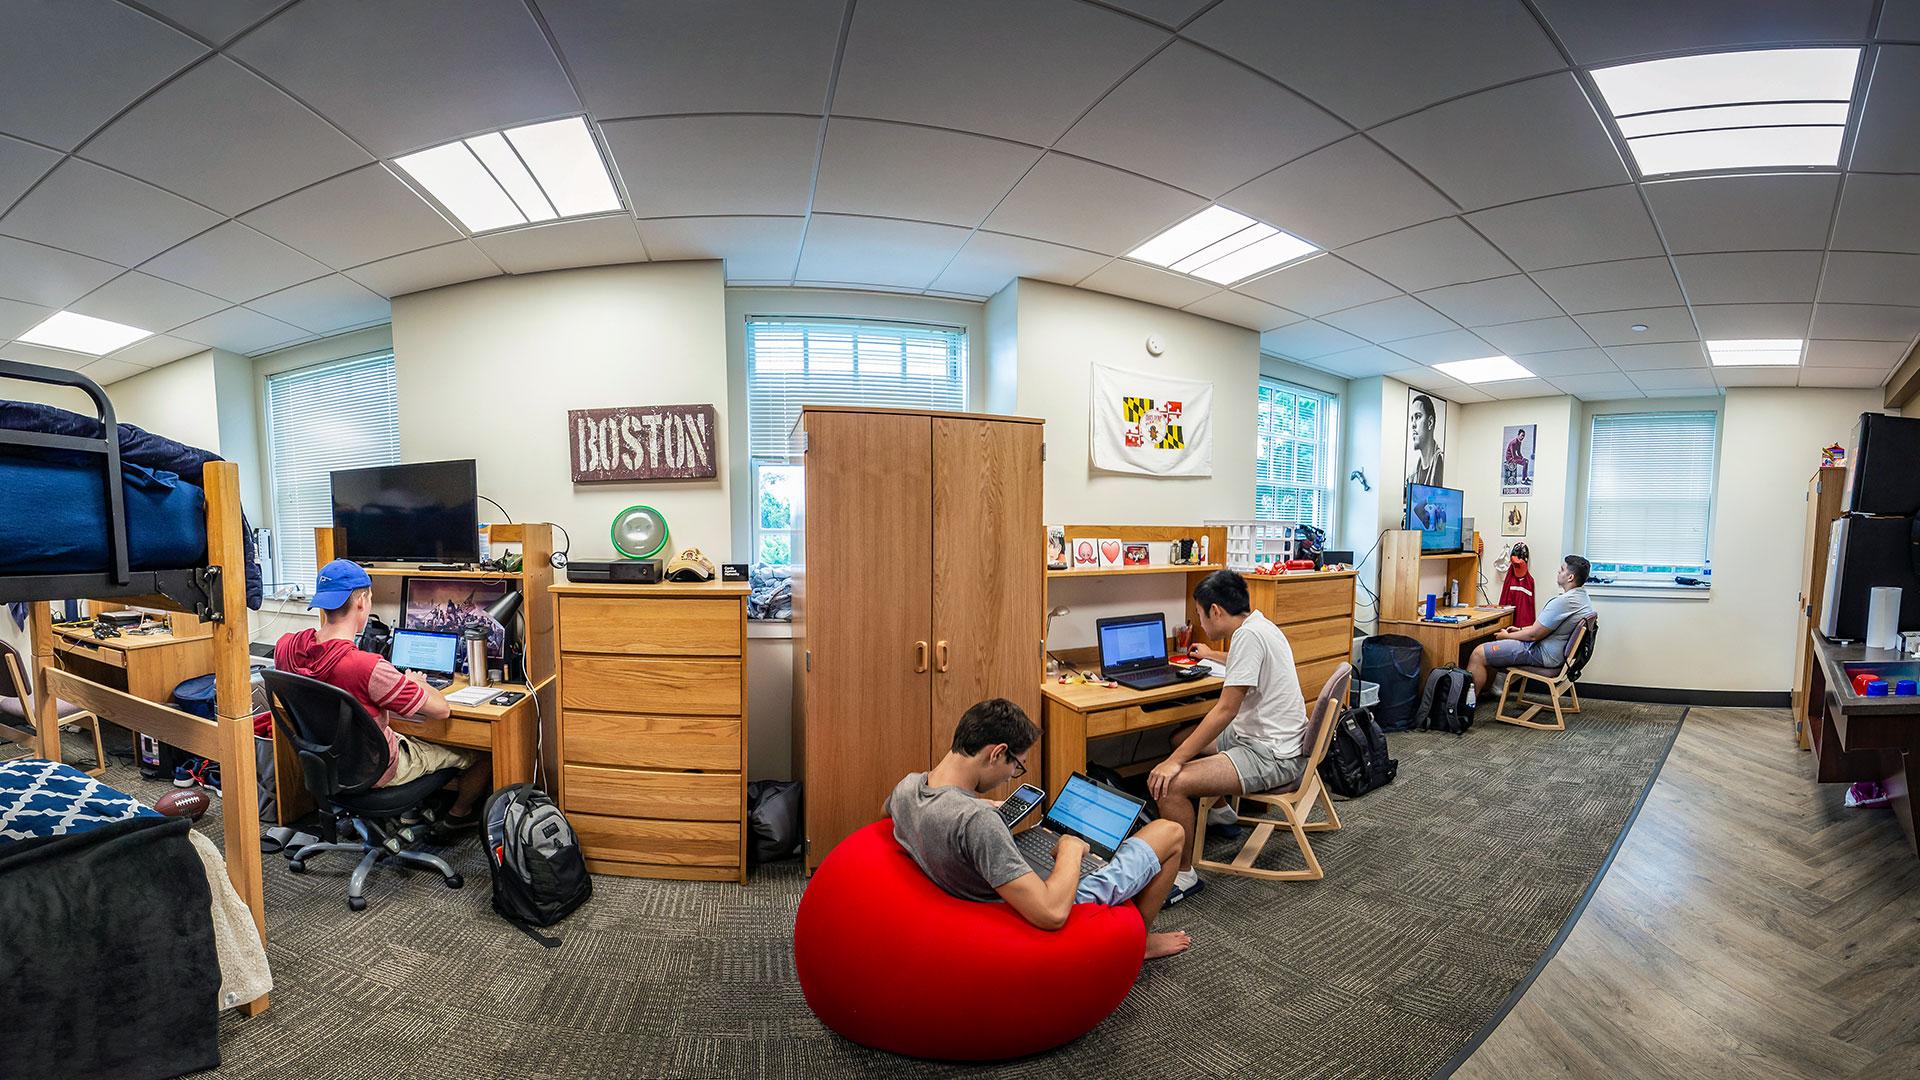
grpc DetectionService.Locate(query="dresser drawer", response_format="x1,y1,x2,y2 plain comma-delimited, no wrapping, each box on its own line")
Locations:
570,814,739,868
560,655,741,715
557,596,741,657
563,712,741,771
1296,655,1349,706
1271,576,1356,624
1087,692,1217,737
388,713,493,750
562,764,740,821
1286,614,1354,664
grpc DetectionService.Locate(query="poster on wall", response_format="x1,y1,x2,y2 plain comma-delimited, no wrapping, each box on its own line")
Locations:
1089,363,1214,477
1405,389,1447,486
1502,424,1536,495
1502,501,1527,536
568,403,718,482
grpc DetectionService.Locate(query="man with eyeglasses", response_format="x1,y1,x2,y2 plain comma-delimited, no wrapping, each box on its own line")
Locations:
886,698,1192,960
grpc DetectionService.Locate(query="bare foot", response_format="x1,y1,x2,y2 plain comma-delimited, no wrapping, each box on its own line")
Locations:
1144,930,1192,959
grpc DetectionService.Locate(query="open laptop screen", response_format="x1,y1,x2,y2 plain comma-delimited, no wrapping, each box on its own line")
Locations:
1097,614,1167,675
389,628,458,675
1044,773,1145,858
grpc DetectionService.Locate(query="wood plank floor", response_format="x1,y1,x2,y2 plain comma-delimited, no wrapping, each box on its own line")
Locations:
1455,706,1920,1080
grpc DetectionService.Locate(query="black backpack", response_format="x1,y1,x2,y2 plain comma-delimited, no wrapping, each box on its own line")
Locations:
484,784,591,944
1319,705,1398,797
1417,666,1473,734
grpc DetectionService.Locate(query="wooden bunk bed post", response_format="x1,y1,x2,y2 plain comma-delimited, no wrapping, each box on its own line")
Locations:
28,602,58,762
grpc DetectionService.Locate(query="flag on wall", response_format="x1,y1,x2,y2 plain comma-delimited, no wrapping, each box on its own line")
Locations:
1090,363,1214,477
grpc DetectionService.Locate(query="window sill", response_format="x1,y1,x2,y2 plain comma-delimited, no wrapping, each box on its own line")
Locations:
1589,582,1711,601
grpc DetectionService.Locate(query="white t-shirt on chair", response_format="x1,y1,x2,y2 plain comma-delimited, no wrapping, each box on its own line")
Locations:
1222,610,1310,758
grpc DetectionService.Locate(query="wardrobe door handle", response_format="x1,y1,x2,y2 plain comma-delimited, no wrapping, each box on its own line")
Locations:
936,640,950,673
914,640,929,673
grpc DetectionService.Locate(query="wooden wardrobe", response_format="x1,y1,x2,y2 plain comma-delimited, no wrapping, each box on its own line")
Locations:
791,406,1044,869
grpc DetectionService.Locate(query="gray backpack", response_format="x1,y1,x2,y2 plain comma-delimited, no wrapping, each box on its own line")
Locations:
1417,666,1473,735
484,784,591,943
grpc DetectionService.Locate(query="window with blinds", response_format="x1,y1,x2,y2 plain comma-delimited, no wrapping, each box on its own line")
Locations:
1584,410,1718,581
264,353,401,592
1255,378,1337,531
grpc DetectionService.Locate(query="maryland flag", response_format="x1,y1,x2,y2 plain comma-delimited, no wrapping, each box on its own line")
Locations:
1091,364,1213,477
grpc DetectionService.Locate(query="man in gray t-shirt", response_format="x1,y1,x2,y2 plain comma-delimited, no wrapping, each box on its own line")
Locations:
1469,554,1596,699
886,698,1192,961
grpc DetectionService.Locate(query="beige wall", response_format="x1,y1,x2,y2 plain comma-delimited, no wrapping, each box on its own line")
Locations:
108,351,221,451
1452,395,1579,605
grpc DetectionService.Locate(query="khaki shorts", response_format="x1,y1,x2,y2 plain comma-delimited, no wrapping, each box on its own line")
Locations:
385,733,477,787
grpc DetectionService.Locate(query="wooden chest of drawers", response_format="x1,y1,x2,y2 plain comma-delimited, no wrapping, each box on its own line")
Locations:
552,580,749,883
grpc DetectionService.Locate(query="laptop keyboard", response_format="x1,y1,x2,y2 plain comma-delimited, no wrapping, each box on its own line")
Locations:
1015,827,1106,877
424,675,453,689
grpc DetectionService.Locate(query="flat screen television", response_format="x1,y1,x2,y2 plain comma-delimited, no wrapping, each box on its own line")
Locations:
331,459,479,564
1406,482,1464,553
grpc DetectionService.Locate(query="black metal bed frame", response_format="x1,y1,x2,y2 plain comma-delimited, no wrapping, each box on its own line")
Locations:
0,359,224,620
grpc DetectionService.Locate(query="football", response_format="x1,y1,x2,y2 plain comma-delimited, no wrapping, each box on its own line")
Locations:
154,787,211,821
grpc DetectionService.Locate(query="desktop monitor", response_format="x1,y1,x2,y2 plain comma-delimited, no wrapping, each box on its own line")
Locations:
331,459,479,564
1406,482,1465,553
1096,613,1168,677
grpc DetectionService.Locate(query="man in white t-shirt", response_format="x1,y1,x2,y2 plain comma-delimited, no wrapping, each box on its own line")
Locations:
1147,570,1310,904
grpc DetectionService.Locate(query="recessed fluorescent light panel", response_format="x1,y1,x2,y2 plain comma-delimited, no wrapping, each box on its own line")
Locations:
1707,338,1803,366
394,117,622,234
1128,206,1319,285
1433,355,1533,384
18,311,152,355
1590,48,1860,176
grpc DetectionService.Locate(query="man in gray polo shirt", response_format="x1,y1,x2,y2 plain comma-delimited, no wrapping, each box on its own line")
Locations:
1468,554,1595,708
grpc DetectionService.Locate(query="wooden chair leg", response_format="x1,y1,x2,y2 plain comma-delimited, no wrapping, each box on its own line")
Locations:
1305,784,1341,832
1566,681,1582,714
1496,671,1560,730
81,712,106,778
1196,795,1327,881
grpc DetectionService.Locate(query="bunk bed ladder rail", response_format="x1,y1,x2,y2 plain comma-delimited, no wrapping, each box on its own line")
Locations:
0,360,132,586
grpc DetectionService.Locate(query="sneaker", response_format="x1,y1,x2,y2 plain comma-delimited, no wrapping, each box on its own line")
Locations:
1165,876,1206,906
1206,802,1239,826
172,757,201,787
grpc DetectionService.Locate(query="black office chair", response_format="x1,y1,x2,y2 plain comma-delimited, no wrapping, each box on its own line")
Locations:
262,670,464,911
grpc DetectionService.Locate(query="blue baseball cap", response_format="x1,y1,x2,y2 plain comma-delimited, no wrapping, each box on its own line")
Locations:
309,559,372,611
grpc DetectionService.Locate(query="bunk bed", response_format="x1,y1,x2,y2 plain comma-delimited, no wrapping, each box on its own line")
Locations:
0,359,271,1070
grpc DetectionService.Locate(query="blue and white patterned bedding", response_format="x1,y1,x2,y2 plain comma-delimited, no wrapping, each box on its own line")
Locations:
0,758,157,842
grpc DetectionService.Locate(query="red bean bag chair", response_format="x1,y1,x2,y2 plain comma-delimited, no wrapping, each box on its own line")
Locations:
794,819,1144,1061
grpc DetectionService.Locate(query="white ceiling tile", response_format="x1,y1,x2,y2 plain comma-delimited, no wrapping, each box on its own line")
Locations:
1474,316,1596,356
1093,0,1214,26
1800,366,1893,388
75,357,148,385
1466,185,1663,271
82,57,369,216
1672,251,1825,305
1576,306,1698,346
140,221,330,303
790,279,927,296
173,306,308,354
1234,254,1400,316
1883,0,1920,38
1481,377,1563,400
1529,258,1683,314
541,0,843,117
0,296,51,340
1260,320,1369,359
1690,303,1813,339
247,274,390,334
1510,347,1616,377
928,231,1110,297
1831,173,1920,255
794,214,971,290
636,216,808,282
136,0,285,45
241,164,461,269
982,153,1205,256
343,241,500,298
68,271,225,332
1630,368,1717,392
1713,366,1801,388
1851,45,1920,172
0,134,60,211
1811,303,1920,341
1339,218,1517,293
1640,387,1723,399
1300,344,1418,378
1387,328,1501,365
1396,366,1493,403
1549,371,1643,399
0,235,123,308
603,116,820,219
814,120,1041,228
1187,0,1565,129
1219,136,1454,251
1183,289,1302,332
473,216,647,275
1805,339,1907,369
108,334,207,368
1056,41,1347,196
1606,341,1709,370
229,0,578,157
0,1,205,150
832,0,1167,145
0,159,221,266
1641,173,1840,255
1371,74,1628,211
1532,0,1875,64
1079,260,1219,310
1319,295,1458,341
1415,275,1562,327
1818,251,1920,306
0,343,95,371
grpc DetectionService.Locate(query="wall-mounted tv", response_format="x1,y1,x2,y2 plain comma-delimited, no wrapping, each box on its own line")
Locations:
1406,482,1464,554
331,459,479,564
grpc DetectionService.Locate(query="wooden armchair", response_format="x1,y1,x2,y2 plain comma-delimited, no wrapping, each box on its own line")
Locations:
0,640,107,777
1494,614,1597,732
1195,662,1351,882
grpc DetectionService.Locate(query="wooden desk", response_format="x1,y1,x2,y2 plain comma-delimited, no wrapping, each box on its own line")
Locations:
1808,633,1920,857
1041,675,1223,796
50,622,213,702
1379,606,1515,673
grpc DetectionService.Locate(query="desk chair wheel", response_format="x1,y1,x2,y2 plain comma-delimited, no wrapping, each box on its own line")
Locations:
348,896,367,912
445,873,464,889
287,859,307,874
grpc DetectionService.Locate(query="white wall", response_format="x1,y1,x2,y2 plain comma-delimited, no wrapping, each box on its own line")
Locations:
1451,395,1578,605
108,351,221,451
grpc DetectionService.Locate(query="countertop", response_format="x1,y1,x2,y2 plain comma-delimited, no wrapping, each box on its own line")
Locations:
1811,631,1920,714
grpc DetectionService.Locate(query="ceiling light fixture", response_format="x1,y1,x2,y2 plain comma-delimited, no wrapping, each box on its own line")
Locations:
1432,355,1534,384
1707,338,1803,366
1128,206,1319,285
1589,47,1861,176
17,311,152,355
395,116,621,234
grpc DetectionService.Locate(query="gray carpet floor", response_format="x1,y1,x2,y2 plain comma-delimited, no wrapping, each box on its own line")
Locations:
24,698,1682,1079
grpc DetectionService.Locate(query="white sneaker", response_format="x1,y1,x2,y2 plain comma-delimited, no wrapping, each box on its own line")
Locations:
1207,802,1238,826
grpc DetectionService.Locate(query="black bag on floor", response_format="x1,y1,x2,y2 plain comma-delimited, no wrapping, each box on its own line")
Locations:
1417,666,1473,734
1319,705,1398,797
747,780,802,863
484,784,591,941
1360,634,1425,731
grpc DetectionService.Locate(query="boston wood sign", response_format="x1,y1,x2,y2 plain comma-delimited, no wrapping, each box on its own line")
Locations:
569,404,718,482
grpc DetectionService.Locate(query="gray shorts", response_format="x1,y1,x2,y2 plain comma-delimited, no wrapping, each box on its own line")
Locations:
1216,727,1307,795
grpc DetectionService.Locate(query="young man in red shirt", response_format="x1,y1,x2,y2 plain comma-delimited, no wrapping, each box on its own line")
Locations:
274,560,490,832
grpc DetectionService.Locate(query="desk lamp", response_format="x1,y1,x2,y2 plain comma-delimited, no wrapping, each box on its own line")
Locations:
1044,606,1070,675
480,590,525,683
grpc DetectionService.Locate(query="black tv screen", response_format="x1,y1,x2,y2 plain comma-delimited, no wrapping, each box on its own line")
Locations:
331,460,479,564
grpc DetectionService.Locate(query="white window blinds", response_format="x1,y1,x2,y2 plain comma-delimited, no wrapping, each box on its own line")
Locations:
1255,378,1337,531
1585,411,1718,570
745,318,967,458
265,353,401,590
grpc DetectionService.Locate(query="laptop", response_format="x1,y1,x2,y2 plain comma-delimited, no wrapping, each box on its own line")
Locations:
388,628,459,689
1014,771,1149,876
1097,613,1181,690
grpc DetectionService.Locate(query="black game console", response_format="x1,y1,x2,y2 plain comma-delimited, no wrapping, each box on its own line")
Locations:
567,559,663,584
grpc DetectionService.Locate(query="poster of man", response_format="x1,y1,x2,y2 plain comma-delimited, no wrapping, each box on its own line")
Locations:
1502,424,1536,495
1406,390,1446,486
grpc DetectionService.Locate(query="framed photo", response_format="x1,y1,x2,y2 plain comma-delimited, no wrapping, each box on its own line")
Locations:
1123,543,1149,566
1046,525,1068,570
1406,389,1447,486
1502,502,1527,537
402,577,511,659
